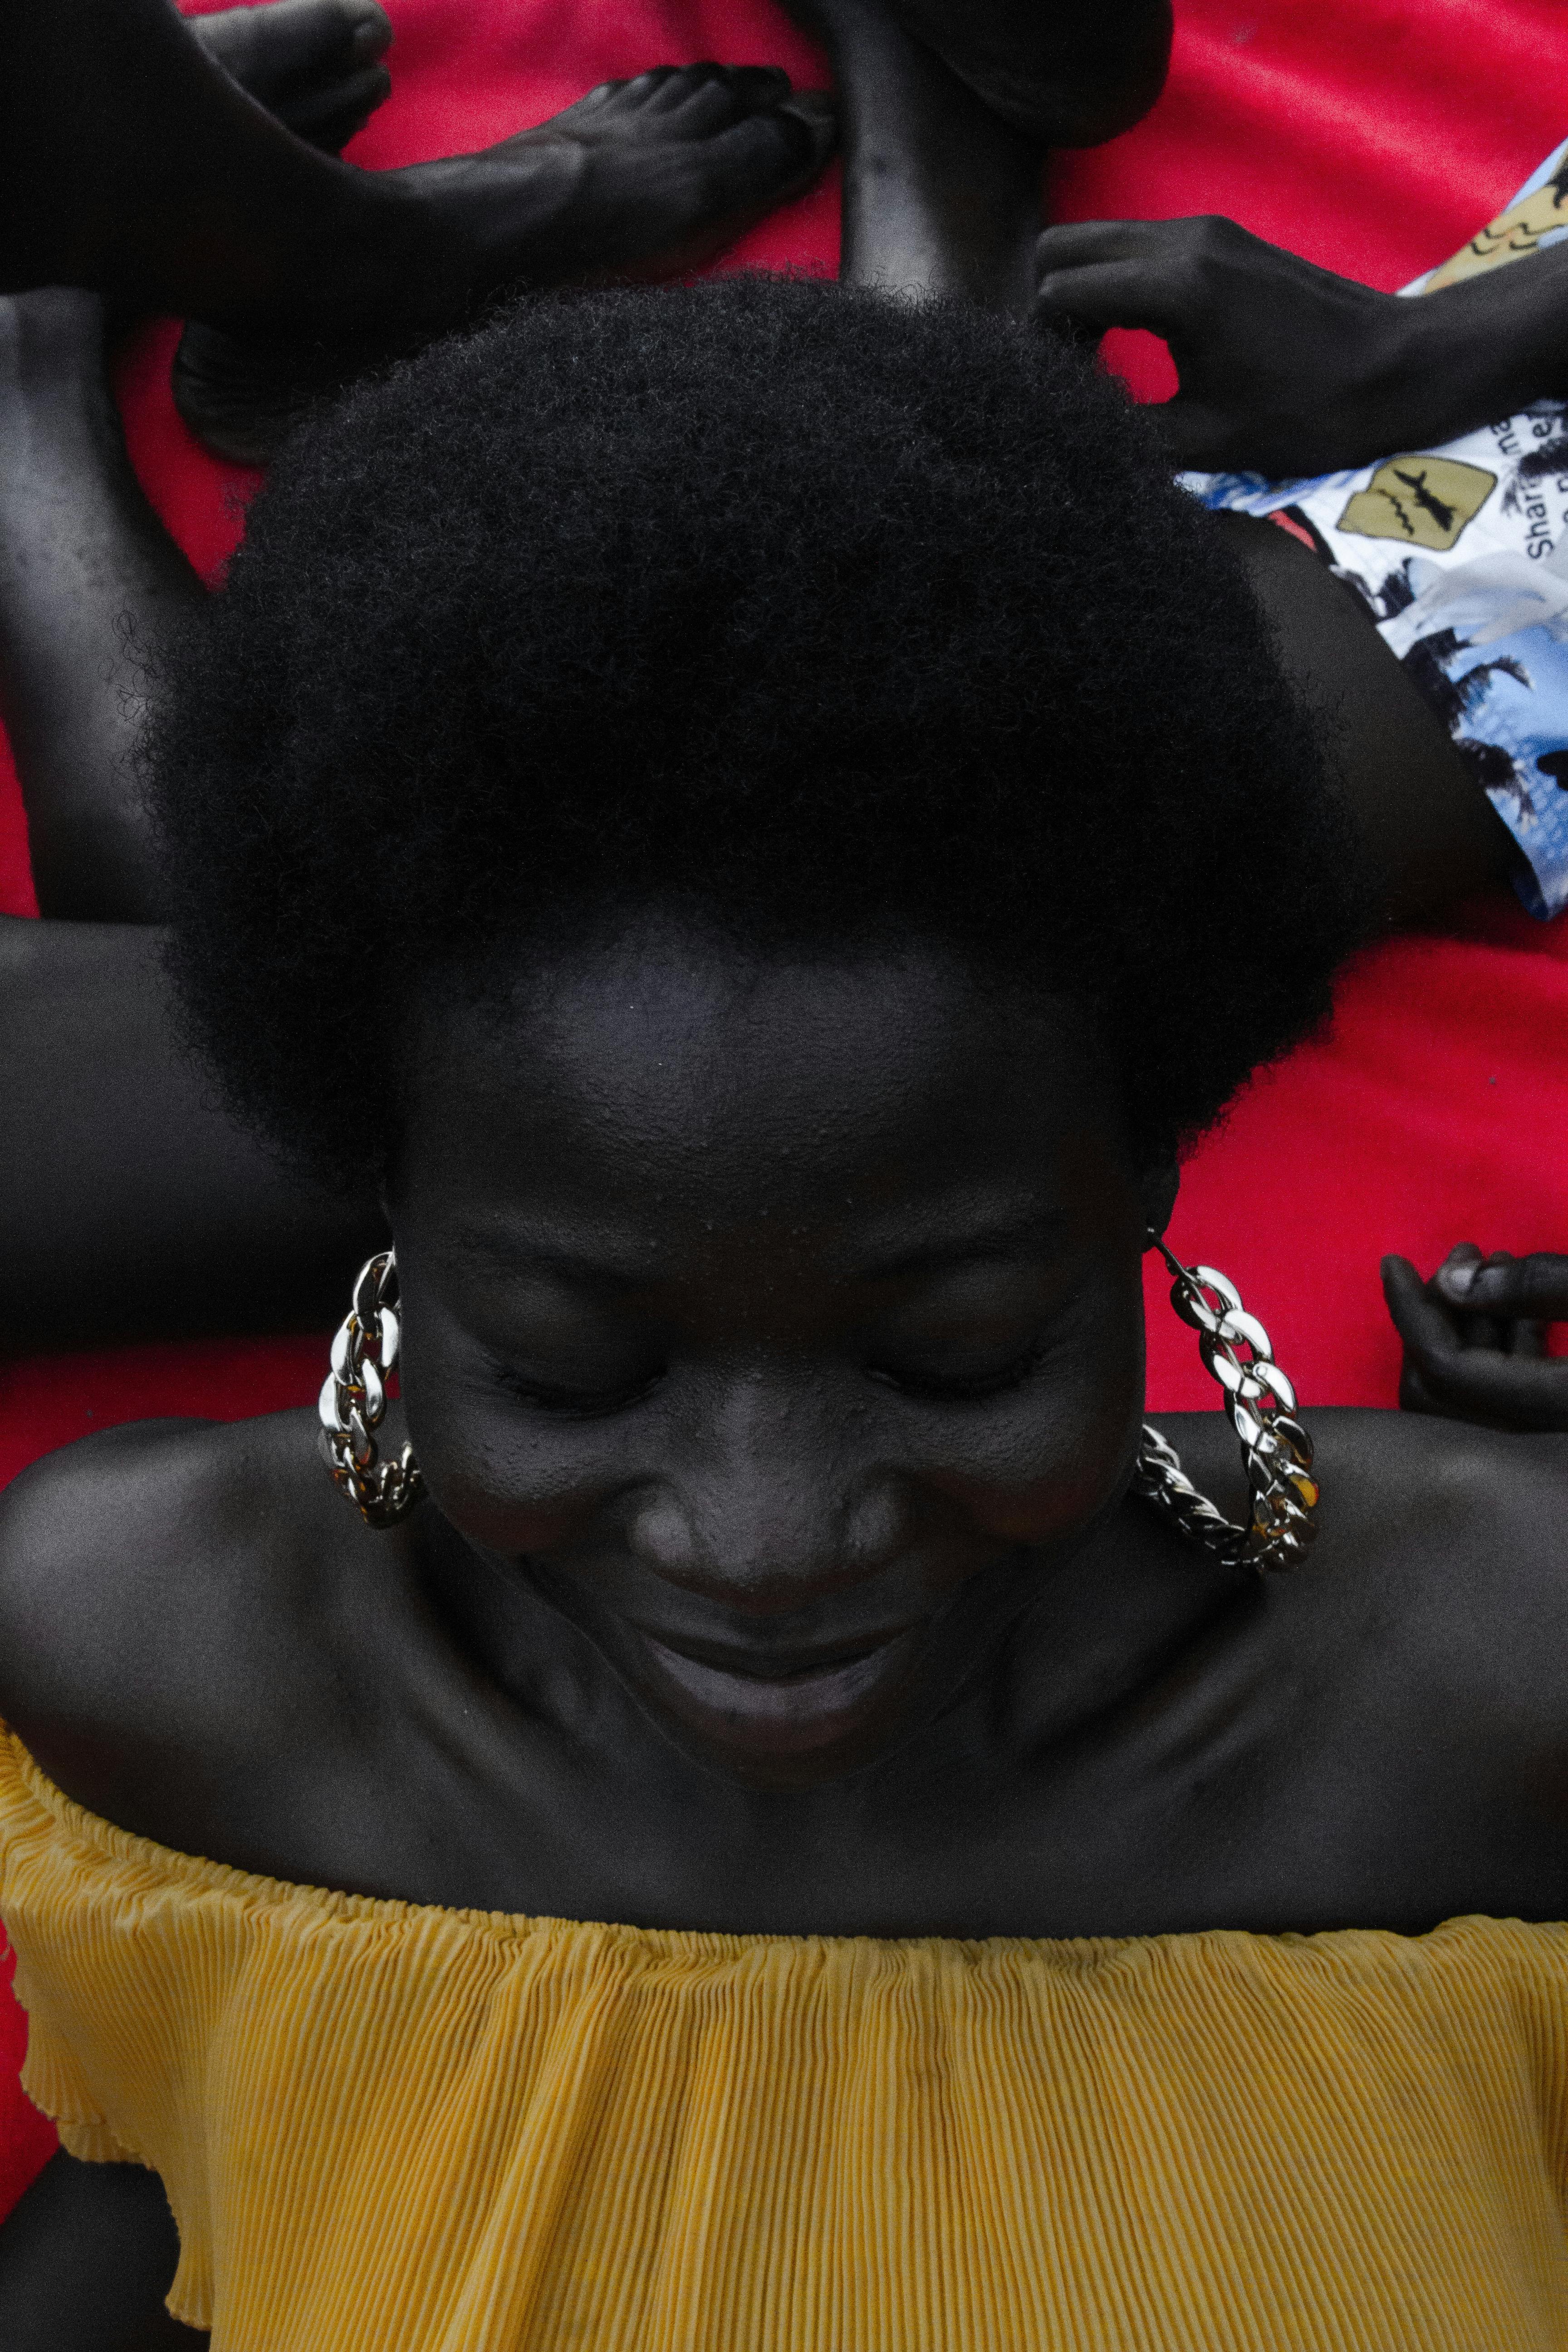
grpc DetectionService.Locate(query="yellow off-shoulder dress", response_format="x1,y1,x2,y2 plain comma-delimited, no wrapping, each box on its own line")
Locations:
3,1725,1568,2351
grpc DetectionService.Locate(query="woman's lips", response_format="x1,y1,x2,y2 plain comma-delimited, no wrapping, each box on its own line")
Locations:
635,1625,926,1756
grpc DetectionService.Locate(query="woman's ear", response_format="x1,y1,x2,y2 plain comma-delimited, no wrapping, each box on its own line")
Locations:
1138,1161,1179,1241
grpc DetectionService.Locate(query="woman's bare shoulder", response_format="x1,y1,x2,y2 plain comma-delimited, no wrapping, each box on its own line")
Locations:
1309,1404,1568,1553
0,1409,353,1796
1156,1401,1568,1662
1279,1407,1568,1730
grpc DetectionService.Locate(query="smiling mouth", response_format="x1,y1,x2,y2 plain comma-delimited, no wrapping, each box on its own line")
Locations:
636,1624,926,1757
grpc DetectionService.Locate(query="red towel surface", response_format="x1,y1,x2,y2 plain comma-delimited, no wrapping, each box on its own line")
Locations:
4,0,1568,2214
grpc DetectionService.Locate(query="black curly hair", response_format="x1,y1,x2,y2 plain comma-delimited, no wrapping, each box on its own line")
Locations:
148,274,1364,1177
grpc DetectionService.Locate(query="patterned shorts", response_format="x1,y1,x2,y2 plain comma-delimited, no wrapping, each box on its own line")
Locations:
1186,137,1568,919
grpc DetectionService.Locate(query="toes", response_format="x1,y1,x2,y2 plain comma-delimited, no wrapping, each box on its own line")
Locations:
193,0,393,108
637,62,730,117
281,59,393,151
725,65,794,104
344,0,394,66
679,101,835,217
595,67,686,106
777,88,837,168
550,64,800,147
643,64,799,138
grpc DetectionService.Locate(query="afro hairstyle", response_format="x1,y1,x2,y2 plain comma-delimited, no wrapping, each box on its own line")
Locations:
148,274,1365,1176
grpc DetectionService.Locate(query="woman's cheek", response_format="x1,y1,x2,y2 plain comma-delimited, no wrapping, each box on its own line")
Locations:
925,1344,1144,1545
401,1346,608,1554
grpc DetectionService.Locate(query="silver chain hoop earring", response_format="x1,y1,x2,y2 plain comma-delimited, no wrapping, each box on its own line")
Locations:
318,1250,426,1528
1133,1234,1318,1573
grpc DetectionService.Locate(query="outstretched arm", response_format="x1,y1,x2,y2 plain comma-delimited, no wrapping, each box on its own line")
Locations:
0,913,383,1348
1034,215,1568,476
0,2150,205,2351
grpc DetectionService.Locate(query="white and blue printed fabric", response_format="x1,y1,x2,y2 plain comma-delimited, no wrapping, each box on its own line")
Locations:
1186,136,1568,919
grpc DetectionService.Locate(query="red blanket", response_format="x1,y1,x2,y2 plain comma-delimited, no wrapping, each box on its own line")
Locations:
4,0,1568,2216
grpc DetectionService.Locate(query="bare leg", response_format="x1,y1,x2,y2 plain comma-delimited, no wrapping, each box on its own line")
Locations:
797,0,1042,310
0,0,831,337
1213,510,1517,928
0,290,196,922
793,0,1169,313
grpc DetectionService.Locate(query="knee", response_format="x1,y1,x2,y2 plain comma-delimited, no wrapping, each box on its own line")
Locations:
931,0,1173,146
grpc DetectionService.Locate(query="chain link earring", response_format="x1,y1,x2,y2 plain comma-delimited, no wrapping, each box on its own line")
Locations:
318,1238,1316,1561
1133,1234,1318,1573
319,1250,426,1528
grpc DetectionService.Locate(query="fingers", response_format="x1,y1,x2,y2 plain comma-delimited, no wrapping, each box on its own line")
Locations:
1036,220,1177,272
1034,255,1189,341
1382,1253,1458,1362
1434,1248,1568,1325
1034,214,1260,335
1383,1252,1568,1433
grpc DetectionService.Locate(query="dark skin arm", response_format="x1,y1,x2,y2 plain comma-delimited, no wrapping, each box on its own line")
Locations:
0,911,382,1349
0,2151,204,2351
1384,1246,1568,1433
1034,213,1568,475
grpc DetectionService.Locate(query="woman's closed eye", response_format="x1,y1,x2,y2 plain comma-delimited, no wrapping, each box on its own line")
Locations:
865,1345,1048,1392
861,1262,1069,1403
866,1338,1051,1403
863,1295,1066,1402
490,1354,665,1418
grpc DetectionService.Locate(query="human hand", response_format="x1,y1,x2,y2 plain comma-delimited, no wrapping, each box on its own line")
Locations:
1382,1245,1568,1433
1034,215,1420,476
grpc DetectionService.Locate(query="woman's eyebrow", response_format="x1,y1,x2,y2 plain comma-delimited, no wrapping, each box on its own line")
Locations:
448,1205,1070,1288
850,1210,1068,1285
448,1223,658,1289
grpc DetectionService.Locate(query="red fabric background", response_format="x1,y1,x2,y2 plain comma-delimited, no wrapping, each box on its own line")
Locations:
4,0,1568,2214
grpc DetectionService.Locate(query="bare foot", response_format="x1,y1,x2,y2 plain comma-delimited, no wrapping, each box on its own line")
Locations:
190,0,393,154
0,0,830,392
173,65,835,463
387,65,834,294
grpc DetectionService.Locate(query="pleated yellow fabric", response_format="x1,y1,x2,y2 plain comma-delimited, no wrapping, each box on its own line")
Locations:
5,1726,1568,2352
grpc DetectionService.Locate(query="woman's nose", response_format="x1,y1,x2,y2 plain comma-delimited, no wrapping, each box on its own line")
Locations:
623,1372,906,1611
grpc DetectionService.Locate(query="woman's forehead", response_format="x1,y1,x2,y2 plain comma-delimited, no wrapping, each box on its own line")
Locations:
396,926,1131,1230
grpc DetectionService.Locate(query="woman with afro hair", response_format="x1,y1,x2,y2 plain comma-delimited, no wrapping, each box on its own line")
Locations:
0,270,1566,2351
